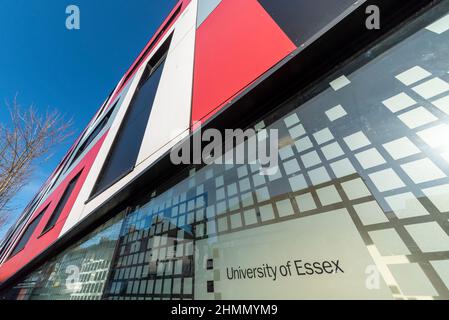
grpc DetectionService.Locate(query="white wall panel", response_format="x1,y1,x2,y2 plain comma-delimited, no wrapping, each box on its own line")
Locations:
136,0,197,166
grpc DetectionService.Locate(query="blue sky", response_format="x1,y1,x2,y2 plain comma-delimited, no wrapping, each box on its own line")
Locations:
0,0,177,239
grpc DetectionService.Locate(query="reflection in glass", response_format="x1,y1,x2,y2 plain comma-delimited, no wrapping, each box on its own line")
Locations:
10,213,124,300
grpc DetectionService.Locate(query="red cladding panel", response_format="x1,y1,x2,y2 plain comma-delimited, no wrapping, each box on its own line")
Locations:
0,133,108,283
191,0,296,128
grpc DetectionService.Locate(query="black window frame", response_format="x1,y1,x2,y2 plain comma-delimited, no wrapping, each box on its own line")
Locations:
117,3,181,91
8,205,50,259
40,172,82,235
65,101,118,172
94,87,116,122
89,33,173,199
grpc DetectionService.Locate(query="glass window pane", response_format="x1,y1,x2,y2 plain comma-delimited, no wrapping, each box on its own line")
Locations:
42,172,81,233
92,59,167,196
7,213,125,300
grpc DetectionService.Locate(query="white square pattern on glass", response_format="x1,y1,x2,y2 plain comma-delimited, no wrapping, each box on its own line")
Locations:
382,92,417,113
289,174,308,192
355,148,387,169
289,124,306,139
382,137,421,160
321,142,345,161
295,193,317,212
341,178,371,200
398,107,438,129
369,169,406,192
422,184,449,212
412,78,449,99
230,213,242,229
426,14,449,34
369,229,411,256
417,124,449,148
389,264,438,297
432,95,449,116
325,105,347,122
259,204,275,222
431,261,449,290
308,167,331,185
276,199,295,217
316,185,342,206
329,75,351,91
313,128,334,145
284,113,300,127
295,136,314,153
344,131,371,151
301,151,322,168
353,201,388,225
330,158,356,178
400,158,446,184
279,146,294,160
405,222,449,253
283,158,301,175
395,66,431,86
385,192,429,219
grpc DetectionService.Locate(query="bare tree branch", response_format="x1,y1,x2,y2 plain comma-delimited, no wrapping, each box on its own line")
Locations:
0,97,73,228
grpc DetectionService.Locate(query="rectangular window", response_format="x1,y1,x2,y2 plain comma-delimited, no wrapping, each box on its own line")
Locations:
41,172,81,234
91,34,173,197
9,206,48,258
118,4,181,91
6,213,125,300
66,101,118,170
95,88,116,122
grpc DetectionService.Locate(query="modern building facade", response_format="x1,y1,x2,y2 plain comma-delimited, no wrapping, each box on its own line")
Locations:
1,0,449,300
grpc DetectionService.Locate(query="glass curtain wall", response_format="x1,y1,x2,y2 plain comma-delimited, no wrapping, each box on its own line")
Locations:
6,213,125,300
102,4,449,300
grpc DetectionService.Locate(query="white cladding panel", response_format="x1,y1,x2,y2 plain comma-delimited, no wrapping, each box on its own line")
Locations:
136,0,197,166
